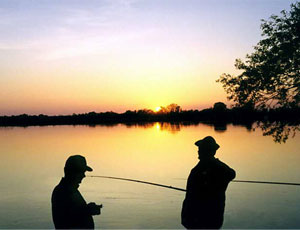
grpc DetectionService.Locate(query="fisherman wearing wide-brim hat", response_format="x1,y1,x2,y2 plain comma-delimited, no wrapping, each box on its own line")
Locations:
181,136,236,229
51,155,102,229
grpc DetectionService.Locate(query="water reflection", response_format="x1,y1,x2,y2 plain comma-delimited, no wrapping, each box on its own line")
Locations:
13,119,296,143
119,122,300,143
213,122,227,132
1,123,300,228
6,120,298,142
256,121,300,143
124,122,198,133
123,122,230,134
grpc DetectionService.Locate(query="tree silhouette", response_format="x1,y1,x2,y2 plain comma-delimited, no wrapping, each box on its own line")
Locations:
213,102,227,112
217,2,300,109
158,103,182,114
166,103,182,113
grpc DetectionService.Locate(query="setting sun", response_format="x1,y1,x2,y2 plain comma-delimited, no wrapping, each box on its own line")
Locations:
155,106,161,112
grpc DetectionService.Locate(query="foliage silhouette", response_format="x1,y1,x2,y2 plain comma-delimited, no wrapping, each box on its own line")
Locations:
218,2,300,109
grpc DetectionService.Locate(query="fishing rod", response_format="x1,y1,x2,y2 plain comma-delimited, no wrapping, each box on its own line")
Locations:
88,175,300,192
88,175,186,192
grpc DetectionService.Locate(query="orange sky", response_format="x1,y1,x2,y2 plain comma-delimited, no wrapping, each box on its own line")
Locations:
0,0,295,115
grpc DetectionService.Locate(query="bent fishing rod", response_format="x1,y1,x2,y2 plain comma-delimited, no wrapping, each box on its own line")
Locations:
88,175,186,192
87,175,300,192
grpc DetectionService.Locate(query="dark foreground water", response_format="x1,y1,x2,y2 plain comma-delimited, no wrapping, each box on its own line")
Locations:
0,122,300,229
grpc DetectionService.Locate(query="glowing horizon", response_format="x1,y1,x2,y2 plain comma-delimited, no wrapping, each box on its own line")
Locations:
0,0,295,115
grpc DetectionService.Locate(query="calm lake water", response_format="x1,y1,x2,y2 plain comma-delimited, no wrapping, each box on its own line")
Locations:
0,122,300,229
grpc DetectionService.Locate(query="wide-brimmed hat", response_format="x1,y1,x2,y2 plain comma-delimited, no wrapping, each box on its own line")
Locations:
195,136,220,151
64,155,93,172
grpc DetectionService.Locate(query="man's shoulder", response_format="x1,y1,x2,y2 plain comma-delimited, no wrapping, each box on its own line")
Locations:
214,158,229,167
53,178,66,191
52,181,65,200
190,161,208,176
213,158,231,168
52,179,75,200
197,158,235,175
214,159,236,179
190,162,202,172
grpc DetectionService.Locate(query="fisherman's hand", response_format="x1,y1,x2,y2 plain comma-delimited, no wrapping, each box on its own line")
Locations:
87,202,102,215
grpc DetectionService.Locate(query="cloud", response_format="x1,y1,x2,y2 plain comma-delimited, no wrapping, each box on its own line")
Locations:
39,28,158,61
0,0,146,59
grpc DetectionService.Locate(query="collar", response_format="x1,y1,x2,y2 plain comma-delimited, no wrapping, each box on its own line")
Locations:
60,177,79,190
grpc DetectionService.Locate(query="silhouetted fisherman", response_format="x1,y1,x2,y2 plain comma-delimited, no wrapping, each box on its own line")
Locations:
181,136,235,229
51,155,102,229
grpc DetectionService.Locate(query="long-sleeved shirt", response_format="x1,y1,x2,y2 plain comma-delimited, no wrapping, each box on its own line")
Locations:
51,178,94,229
182,158,236,229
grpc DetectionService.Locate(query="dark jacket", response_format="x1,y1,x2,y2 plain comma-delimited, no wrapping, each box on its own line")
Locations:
181,158,235,229
51,178,94,229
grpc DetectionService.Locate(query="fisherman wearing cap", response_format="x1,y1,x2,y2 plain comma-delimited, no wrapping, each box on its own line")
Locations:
181,136,235,229
51,155,102,229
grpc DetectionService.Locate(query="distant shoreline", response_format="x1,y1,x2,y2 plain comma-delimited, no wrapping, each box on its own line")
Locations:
1,107,299,127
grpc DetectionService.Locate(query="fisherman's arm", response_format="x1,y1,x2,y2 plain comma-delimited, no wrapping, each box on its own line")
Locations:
70,192,102,216
216,159,236,181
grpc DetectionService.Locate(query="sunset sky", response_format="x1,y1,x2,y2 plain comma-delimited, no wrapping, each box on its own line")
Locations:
0,0,295,115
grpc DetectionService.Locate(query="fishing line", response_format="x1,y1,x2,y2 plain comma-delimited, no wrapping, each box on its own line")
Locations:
233,180,300,186
87,175,300,192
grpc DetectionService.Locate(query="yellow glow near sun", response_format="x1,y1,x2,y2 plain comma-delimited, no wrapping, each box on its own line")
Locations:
155,106,161,112
155,122,161,130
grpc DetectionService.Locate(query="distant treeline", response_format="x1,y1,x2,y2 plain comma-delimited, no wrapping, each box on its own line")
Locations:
1,103,299,127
